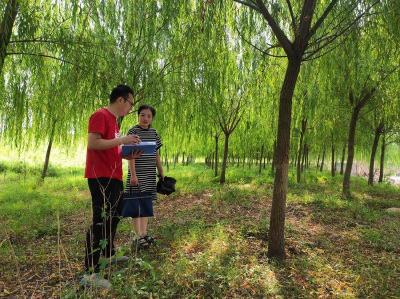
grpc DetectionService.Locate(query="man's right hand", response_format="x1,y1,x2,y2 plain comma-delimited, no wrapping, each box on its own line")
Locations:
120,134,141,145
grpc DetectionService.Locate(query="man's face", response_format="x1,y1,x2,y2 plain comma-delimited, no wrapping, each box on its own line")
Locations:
120,93,134,116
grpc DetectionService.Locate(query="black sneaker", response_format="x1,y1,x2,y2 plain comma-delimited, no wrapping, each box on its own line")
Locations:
132,236,150,251
144,235,155,245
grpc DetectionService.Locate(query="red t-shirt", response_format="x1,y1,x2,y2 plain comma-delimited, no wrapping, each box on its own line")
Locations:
84,108,122,181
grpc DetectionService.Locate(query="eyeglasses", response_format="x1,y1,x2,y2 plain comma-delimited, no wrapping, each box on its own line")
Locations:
124,97,134,107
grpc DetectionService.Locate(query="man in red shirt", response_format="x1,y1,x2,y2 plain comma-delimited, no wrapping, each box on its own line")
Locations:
82,84,141,288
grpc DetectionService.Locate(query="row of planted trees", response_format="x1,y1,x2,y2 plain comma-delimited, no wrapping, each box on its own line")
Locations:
1,0,400,258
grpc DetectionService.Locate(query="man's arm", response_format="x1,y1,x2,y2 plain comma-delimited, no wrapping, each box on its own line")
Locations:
88,133,140,150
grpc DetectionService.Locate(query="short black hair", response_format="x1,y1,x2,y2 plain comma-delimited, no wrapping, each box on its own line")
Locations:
138,104,156,117
109,84,134,103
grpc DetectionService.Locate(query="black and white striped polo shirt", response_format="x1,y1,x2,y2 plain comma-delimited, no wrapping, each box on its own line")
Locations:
125,125,162,194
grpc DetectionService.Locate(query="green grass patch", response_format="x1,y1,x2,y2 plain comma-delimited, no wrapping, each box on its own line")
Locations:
1,162,399,298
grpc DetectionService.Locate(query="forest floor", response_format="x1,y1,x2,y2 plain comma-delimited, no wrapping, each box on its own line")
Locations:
0,162,399,298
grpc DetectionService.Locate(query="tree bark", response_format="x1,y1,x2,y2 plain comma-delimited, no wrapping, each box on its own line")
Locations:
331,134,335,177
301,143,306,172
343,89,375,198
220,132,230,184
306,145,310,169
41,120,56,180
271,140,276,174
320,145,326,171
296,119,307,183
259,144,264,174
268,58,301,259
368,121,384,185
340,143,346,175
0,0,18,73
378,133,386,183
343,108,360,197
214,134,219,176
165,150,169,172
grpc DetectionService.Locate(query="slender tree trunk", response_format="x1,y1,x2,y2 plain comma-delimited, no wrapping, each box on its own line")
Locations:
316,153,320,169
320,146,326,171
378,133,386,183
214,134,219,177
268,58,301,259
331,134,335,177
220,132,230,184
306,145,309,169
259,144,264,174
166,150,169,172
41,120,56,180
368,122,384,185
343,89,375,198
301,143,306,172
296,119,307,183
271,140,276,174
0,0,18,73
263,155,266,169
340,143,346,175
343,109,360,197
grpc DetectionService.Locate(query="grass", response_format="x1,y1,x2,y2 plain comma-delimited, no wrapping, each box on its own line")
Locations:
1,162,399,298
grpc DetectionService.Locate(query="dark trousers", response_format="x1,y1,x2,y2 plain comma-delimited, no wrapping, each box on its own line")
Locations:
85,178,123,273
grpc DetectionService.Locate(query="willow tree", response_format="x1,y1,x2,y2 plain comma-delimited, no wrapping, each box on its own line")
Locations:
341,18,399,198
1,1,188,175
235,0,380,258
0,0,18,73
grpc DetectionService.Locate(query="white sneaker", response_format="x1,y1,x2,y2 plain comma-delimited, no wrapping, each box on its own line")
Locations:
80,273,111,289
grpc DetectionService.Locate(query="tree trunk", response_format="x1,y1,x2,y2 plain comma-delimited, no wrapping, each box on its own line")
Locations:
214,134,219,177
343,110,360,197
259,144,264,174
331,135,335,177
316,153,320,169
220,132,230,184
368,122,384,185
268,58,301,259
271,140,276,174
340,143,346,175
0,0,18,73
166,150,169,172
378,133,386,183
320,145,326,171
301,143,306,172
296,119,307,183
41,120,56,180
306,145,309,169
343,89,375,198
